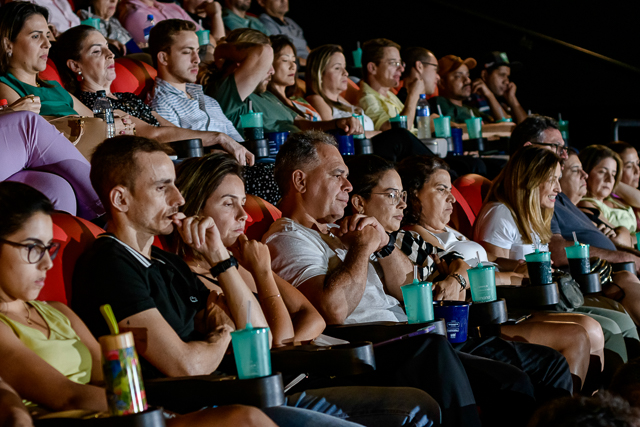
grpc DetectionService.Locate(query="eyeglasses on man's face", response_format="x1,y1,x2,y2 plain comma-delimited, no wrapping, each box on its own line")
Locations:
532,142,568,156
384,60,406,69
0,238,60,264
371,190,407,205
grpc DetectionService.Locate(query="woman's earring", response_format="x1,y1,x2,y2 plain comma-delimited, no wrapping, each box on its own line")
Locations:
76,71,83,82
7,52,11,58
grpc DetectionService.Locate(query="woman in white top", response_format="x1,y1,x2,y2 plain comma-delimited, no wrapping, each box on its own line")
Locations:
396,153,607,390
305,44,379,138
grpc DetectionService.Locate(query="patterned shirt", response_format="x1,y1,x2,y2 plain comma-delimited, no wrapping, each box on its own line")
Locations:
80,91,160,127
150,78,243,142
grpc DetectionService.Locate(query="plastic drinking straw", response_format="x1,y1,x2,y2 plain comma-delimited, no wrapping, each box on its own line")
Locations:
531,233,540,252
100,304,119,335
527,110,532,115
470,110,475,117
437,105,443,116
476,251,481,267
248,100,253,113
246,300,252,329
199,19,202,27
357,41,360,49
573,231,578,245
88,6,92,14
413,265,418,283
559,113,563,121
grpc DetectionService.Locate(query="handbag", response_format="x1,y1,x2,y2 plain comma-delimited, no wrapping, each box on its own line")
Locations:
552,271,584,312
46,115,108,161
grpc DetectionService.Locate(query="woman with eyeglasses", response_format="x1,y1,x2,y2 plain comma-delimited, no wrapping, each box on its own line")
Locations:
577,145,637,249
0,181,283,427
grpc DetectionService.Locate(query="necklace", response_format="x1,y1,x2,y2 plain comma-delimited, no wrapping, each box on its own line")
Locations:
23,301,32,325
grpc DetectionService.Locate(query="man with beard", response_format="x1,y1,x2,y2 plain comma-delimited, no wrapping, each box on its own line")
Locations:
428,55,503,124
468,51,527,124
221,0,270,34
149,20,243,142
357,38,425,132
206,28,361,136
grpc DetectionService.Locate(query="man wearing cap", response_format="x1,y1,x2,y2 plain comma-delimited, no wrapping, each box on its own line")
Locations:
428,55,504,124
469,51,527,124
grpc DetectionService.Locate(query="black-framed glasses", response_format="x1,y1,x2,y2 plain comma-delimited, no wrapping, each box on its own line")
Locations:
421,61,439,72
371,190,407,205
385,60,406,69
532,142,568,156
0,238,60,264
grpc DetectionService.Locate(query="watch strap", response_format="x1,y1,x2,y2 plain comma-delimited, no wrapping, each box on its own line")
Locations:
210,256,238,277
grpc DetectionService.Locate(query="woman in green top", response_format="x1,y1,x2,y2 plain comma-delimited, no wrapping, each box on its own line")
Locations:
0,2,93,118
0,181,277,426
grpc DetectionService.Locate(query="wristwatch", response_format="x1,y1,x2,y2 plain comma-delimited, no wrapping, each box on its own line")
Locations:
210,256,238,277
449,273,467,291
374,232,397,259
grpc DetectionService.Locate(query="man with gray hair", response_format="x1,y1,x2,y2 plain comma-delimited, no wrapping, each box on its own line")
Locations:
508,114,568,158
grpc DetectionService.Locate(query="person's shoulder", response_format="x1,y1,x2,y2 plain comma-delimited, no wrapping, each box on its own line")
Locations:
263,217,313,242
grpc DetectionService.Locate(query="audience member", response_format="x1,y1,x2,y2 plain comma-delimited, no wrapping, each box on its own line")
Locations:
508,113,568,157
0,110,103,220
0,181,278,427
70,135,442,427
206,28,361,135
263,130,556,427
528,392,640,427
117,0,209,46
77,0,134,55
357,38,423,131
398,46,440,106
305,44,378,137
267,35,320,121
578,145,637,247
469,51,527,124
26,0,80,36
428,55,502,124
181,0,225,42
0,2,94,117
53,23,253,165
257,0,309,65
222,0,269,34
609,141,640,230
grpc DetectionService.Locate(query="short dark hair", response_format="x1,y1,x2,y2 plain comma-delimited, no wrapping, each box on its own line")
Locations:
90,136,173,216
528,392,640,427
269,34,297,57
175,152,244,259
274,130,338,195
401,47,433,80
345,155,395,216
509,114,559,154
149,19,197,69
361,38,401,81
397,155,450,227
0,182,54,240
52,25,100,95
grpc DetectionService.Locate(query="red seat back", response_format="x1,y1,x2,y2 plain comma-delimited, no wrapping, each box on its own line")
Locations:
40,213,105,305
244,195,281,241
450,174,492,237
111,58,157,101
340,79,361,106
40,58,63,86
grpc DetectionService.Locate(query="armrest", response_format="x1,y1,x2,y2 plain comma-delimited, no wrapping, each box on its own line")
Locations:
145,373,285,414
34,407,165,427
271,342,376,376
612,261,637,276
322,319,446,344
496,283,559,308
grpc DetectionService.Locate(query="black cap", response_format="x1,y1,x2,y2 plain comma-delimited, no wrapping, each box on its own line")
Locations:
481,51,522,72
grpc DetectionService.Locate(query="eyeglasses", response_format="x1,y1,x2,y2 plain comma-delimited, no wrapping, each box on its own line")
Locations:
371,190,407,205
421,61,439,72
0,238,60,264
532,142,568,156
385,60,406,69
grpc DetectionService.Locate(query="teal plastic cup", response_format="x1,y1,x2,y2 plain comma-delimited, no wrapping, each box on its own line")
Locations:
636,233,640,251
558,120,569,141
81,18,100,30
196,29,210,46
524,251,553,285
565,243,591,276
353,114,365,139
240,112,264,140
231,326,271,379
401,281,434,324
465,117,483,139
467,264,497,303
389,115,408,130
433,116,451,138
352,47,363,68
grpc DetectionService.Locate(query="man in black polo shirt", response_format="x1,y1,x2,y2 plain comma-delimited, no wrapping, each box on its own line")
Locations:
71,135,441,427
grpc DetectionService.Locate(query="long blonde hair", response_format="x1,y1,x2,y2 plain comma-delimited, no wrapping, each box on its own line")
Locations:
484,145,561,244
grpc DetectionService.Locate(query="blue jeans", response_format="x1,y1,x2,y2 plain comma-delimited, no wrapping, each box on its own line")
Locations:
263,386,439,427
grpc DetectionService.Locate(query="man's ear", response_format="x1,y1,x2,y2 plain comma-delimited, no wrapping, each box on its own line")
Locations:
480,69,488,82
366,62,376,78
350,194,366,214
109,185,130,214
292,170,307,193
414,60,424,73
66,59,81,74
157,51,169,67
523,142,533,147
255,0,266,7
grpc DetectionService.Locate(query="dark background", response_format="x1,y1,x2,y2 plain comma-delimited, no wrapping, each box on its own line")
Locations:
253,0,640,149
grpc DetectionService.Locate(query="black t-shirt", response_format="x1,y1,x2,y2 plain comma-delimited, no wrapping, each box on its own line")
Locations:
72,234,210,377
